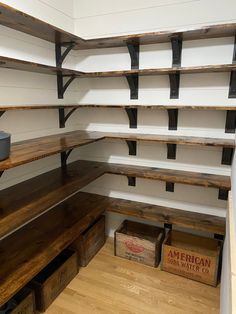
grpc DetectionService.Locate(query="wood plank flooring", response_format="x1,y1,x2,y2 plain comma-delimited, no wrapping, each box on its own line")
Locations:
45,238,220,314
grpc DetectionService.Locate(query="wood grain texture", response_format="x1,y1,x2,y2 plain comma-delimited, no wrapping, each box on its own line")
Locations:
1,104,236,110
0,131,105,171
0,191,105,307
1,56,236,79
45,239,220,314
0,160,106,239
0,3,236,50
0,131,234,172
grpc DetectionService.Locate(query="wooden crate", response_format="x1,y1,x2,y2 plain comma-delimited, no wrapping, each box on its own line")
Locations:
161,230,222,286
70,215,106,267
30,249,78,312
0,288,35,314
115,220,164,267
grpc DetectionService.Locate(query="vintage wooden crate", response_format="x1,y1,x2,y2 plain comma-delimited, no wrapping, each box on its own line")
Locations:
161,230,222,286
70,215,106,267
0,288,35,314
115,220,165,267
30,249,78,312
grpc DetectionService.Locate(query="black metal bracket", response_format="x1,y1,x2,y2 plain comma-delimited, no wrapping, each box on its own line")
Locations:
57,72,76,99
167,109,178,130
221,147,234,165
225,110,236,133
167,144,177,159
126,140,137,156
171,35,183,67
229,35,236,98
169,73,180,99
61,149,73,168
127,42,140,69
214,234,224,241
126,75,139,99
55,42,76,67
218,189,229,200
125,108,138,128
0,111,5,118
166,182,175,192
58,108,78,128
164,223,173,230
128,176,136,186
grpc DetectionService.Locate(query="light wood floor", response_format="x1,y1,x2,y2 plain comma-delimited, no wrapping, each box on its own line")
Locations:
45,238,220,314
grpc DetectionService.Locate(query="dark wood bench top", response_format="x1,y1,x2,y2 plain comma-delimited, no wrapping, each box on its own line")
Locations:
0,191,105,307
1,56,236,79
0,3,236,49
81,192,226,235
0,160,230,239
0,131,234,172
1,104,236,111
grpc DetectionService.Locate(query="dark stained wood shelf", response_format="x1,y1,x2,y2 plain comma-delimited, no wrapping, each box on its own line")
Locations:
81,192,226,235
0,131,234,172
0,191,105,307
1,56,236,79
0,160,107,239
0,3,236,49
0,131,104,171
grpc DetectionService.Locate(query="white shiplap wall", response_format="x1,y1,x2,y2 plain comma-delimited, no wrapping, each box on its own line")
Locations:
0,1,234,237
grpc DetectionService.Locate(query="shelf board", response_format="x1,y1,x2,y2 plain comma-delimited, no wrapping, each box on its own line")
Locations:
0,191,105,307
1,104,236,111
0,160,107,239
0,3,236,49
0,131,104,171
0,131,234,172
83,192,226,235
1,56,236,79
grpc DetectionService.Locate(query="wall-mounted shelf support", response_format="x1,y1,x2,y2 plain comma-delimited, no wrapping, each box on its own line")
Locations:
225,110,236,133
128,176,136,186
57,72,76,99
55,42,76,67
0,111,5,119
126,140,137,155
58,108,78,128
221,147,234,165
169,73,180,98
127,42,140,69
229,35,236,98
171,35,183,66
125,108,138,128
167,144,177,159
126,75,139,99
61,149,73,168
166,182,174,192
167,109,178,130
218,189,228,200
164,223,173,230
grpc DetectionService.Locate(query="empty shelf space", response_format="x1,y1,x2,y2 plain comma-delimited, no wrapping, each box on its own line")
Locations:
0,160,106,239
0,3,236,49
80,192,226,235
0,191,105,307
0,131,104,171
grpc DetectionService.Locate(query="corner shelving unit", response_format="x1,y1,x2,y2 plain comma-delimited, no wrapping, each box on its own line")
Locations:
0,2,235,307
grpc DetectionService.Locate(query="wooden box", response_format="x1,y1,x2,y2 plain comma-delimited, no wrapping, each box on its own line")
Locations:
115,220,164,267
161,230,222,286
70,215,106,267
30,249,78,312
0,288,35,314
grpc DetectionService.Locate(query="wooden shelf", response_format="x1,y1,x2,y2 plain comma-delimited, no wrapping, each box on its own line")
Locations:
0,3,236,50
82,192,226,235
0,131,104,171
0,160,107,239
0,191,105,307
1,56,236,79
0,131,234,172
